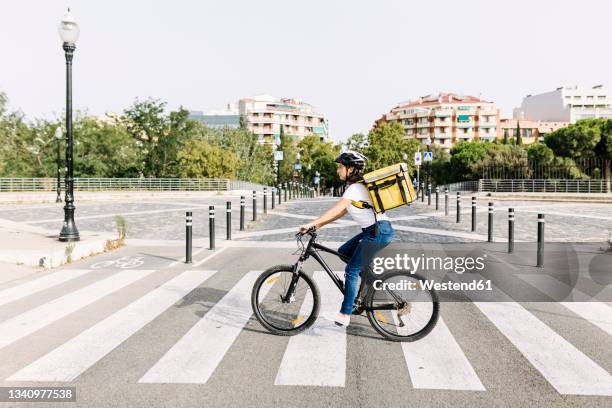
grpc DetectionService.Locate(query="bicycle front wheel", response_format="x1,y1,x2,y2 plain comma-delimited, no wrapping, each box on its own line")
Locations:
365,270,439,342
251,265,320,336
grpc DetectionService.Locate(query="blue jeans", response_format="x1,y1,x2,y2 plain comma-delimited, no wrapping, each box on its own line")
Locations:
337,220,394,314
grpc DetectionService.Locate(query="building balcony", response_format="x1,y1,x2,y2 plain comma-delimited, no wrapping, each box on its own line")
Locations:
456,122,475,128
415,132,431,139
435,109,452,117
416,110,431,118
478,122,496,128
456,132,475,139
433,132,451,139
434,119,450,126
416,121,431,128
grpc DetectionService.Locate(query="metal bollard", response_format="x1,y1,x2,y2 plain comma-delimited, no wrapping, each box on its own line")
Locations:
488,202,494,242
456,192,461,223
185,211,192,263
263,187,267,214
240,196,245,231
289,183,292,200
252,190,257,221
445,188,448,216
421,182,425,202
278,186,281,205
209,206,215,250
226,201,231,240
271,187,275,210
284,185,287,202
435,186,439,210
537,214,545,267
508,208,514,253
427,183,431,206
471,197,477,232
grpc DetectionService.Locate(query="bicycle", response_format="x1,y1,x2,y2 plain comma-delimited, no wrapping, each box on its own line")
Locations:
251,227,439,342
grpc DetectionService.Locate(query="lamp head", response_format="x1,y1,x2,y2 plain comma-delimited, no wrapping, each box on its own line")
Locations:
54,127,63,140
58,8,79,45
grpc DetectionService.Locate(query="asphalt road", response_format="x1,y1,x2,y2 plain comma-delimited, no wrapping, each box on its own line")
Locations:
1,240,611,408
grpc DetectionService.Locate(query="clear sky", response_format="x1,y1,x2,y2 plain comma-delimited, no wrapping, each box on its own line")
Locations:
0,0,610,142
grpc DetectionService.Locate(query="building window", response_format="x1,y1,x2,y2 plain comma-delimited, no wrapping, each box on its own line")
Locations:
504,129,509,138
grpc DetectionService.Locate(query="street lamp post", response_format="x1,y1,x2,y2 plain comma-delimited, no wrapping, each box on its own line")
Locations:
424,138,432,192
58,8,80,242
54,127,62,203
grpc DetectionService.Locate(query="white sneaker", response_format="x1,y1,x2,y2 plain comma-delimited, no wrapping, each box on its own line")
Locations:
320,311,351,327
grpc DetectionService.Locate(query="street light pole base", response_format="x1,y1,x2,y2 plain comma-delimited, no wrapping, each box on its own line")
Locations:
59,204,80,242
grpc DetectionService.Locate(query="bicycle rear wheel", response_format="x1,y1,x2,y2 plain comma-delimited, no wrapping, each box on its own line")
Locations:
365,270,439,342
251,265,320,336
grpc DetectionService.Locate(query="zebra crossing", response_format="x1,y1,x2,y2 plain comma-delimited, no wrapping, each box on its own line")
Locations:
0,262,611,399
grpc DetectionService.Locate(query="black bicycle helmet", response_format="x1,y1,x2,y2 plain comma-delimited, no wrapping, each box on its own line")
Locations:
335,150,367,170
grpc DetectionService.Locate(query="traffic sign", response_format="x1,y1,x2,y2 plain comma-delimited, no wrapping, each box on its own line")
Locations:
414,152,422,166
314,176,320,185
424,151,433,162
294,163,302,170
274,151,283,161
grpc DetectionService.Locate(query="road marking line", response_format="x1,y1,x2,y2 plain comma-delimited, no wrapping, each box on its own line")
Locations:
138,270,265,384
169,246,209,267
396,314,485,391
0,270,156,351
0,269,93,307
6,270,217,382
192,247,228,267
275,271,346,387
455,273,612,396
517,274,612,337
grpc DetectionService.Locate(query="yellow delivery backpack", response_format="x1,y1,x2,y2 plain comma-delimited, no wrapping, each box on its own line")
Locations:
351,162,417,214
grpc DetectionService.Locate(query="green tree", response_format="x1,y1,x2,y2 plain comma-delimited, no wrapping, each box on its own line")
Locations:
298,134,341,189
177,140,239,178
364,122,413,171
278,125,298,183
544,120,601,159
515,121,522,145
449,140,491,181
345,133,367,151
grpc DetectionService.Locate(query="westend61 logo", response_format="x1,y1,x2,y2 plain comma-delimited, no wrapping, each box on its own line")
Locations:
371,253,487,275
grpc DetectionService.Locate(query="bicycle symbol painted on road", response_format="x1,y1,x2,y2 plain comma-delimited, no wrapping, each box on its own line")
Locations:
90,256,145,269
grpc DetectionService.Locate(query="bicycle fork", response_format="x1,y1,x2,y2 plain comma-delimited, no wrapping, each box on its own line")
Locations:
280,261,303,303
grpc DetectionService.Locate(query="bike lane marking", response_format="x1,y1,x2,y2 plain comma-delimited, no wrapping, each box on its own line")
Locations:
0,270,156,351
275,270,346,387
138,270,267,384
7,270,217,382
454,272,612,396
394,312,485,391
0,269,93,307
516,274,612,337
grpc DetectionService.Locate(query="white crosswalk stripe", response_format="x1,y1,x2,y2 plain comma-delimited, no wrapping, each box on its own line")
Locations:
397,315,485,391
0,270,156,351
453,273,612,396
0,269,93,307
1,264,611,396
138,270,266,384
275,270,346,387
6,270,217,382
517,274,612,337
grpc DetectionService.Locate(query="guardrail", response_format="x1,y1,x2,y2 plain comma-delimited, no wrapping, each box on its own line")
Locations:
443,181,480,192
478,179,610,193
0,178,274,192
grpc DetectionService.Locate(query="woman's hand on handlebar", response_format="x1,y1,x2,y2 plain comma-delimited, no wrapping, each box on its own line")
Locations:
298,223,316,235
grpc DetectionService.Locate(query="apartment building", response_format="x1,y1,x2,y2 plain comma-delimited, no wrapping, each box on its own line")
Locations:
377,92,500,149
189,95,329,146
513,85,612,123
498,119,569,144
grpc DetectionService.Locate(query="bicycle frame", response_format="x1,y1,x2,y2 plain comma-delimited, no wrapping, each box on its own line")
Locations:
283,232,400,312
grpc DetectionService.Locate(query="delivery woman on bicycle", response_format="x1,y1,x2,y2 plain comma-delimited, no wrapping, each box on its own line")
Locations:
298,151,395,327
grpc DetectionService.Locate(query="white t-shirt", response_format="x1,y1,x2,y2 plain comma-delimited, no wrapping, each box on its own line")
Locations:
342,183,389,228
